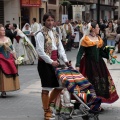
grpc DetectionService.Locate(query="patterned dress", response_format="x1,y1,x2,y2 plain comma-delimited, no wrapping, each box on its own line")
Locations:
0,38,20,92
13,29,38,64
76,35,119,103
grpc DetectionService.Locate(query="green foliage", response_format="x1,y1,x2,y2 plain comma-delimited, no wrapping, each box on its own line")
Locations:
60,0,71,7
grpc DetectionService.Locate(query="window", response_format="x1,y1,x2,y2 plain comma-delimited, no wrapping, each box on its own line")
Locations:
48,0,56,4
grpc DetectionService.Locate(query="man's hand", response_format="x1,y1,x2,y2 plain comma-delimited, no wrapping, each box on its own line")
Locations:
65,61,71,67
52,61,59,67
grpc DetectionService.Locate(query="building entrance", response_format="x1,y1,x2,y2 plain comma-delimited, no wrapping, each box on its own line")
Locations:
0,1,4,25
21,7,30,28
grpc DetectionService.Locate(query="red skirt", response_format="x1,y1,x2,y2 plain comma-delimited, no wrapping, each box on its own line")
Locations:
0,53,18,75
80,55,119,103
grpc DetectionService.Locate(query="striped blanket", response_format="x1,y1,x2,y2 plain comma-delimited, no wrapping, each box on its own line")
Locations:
55,67,101,112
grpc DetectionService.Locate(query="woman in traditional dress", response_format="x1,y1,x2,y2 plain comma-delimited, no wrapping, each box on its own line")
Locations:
22,23,31,41
0,24,20,98
75,22,119,109
13,23,38,65
35,13,70,120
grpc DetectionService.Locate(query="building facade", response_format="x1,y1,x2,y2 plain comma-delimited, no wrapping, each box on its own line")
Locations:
115,1,120,19
1,0,119,27
2,0,60,28
3,0,45,28
68,0,118,22
47,0,60,21
4,0,21,27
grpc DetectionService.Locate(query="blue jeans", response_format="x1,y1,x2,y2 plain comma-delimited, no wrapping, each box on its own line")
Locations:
107,40,115,46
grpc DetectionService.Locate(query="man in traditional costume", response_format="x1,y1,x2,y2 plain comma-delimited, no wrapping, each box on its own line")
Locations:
62,20,75,51
35,13,70,120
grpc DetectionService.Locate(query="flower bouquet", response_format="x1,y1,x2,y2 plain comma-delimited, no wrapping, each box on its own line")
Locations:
15,55,24,65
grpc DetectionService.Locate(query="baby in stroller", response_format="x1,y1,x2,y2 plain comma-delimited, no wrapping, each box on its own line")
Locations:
50,66,101,120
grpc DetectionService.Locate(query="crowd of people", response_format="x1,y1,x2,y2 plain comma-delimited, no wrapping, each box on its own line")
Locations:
0,12,119,120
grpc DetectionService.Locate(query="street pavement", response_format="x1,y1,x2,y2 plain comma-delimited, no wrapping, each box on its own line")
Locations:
0,48,120,120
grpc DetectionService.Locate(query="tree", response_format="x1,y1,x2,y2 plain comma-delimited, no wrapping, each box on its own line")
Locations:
60,0,71,14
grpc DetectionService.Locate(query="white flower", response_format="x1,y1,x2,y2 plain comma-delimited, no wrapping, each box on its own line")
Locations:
24,42,28,45
18,56,24,61
15,56,24,65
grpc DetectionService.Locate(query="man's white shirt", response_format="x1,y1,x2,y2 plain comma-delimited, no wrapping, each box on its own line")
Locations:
35,29,68,64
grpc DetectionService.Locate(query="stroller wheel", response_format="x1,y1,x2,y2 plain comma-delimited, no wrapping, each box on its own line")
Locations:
82,115,89,120
79,104,88,114
82,114,99,120
93,114,99,120
58,114,67,120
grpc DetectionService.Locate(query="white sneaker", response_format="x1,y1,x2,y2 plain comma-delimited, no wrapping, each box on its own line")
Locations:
52,113,55,117
48,117,55,120
45,116,55,120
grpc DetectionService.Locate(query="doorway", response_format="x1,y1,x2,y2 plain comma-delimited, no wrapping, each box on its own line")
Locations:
0,0,4,25
21,7,30,28
39,8,44,23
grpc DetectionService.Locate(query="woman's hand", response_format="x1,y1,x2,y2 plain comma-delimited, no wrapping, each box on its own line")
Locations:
76,67,80,72
95,40,99,45
52,61,59,67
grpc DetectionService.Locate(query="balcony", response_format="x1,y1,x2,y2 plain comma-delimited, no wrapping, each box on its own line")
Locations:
69,0,97,4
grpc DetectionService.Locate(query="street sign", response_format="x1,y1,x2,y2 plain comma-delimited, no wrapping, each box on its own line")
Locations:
20,0,41,7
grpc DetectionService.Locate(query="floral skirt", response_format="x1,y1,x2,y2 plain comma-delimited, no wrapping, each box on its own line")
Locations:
0,69,20,92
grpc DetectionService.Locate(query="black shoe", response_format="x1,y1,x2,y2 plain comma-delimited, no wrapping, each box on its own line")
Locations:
82,115,89,120
66,49,71,51
1,92,6,98
31,62,34,65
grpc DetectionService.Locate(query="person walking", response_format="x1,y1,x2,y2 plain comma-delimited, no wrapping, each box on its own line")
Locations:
75,22,119,110
5,23,17,44
105,21,117,46
22,23,31,41
62,20,75,51
12,23,38,65
0,24,20,98
30,18,40,48
35,13,70,120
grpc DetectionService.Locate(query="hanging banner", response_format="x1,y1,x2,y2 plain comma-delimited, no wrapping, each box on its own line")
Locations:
62,14,68,23
72,5,83,21
21,0,41,7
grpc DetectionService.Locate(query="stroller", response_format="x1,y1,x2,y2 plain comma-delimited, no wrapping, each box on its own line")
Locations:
50,65,101,120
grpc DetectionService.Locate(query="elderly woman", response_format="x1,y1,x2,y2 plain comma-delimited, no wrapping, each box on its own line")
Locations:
76,22,119,110
0,24,20,98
